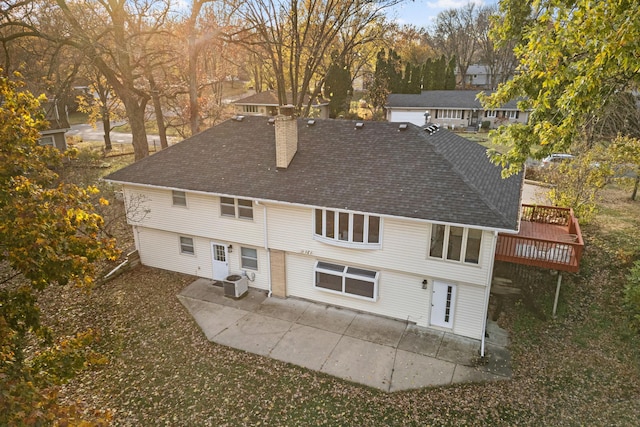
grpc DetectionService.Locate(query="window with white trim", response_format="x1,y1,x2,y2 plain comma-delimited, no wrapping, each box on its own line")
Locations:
179,236,195,255
429,224,482,264
172,190,187,206
314,261,379,300
505,110,518,119
38,135,55,146
220,197,253,219
437,109,462,119
314,209,380,247
241,247,258,270
485,110,497,118
243,105,258,113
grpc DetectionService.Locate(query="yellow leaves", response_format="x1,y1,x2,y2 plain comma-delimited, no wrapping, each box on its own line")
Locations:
99,197,109,206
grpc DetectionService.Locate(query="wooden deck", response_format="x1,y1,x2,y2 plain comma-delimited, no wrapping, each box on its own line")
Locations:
496,205,584,273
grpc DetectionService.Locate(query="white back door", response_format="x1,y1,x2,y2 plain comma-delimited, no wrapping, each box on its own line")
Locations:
211,243,229,280
431,281,457,328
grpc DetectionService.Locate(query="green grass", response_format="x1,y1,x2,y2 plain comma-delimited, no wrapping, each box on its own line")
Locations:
67,111,89,125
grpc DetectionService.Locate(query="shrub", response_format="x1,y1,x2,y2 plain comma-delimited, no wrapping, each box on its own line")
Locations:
481,120,491,131
625,261,640,331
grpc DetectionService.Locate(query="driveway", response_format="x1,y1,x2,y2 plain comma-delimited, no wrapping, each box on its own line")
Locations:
66,122,177,149
522,181,551,205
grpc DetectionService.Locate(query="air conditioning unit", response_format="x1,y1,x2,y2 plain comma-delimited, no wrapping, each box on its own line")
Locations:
223,274,248,299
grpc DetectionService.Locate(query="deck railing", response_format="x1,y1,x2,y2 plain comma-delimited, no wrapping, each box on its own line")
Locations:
496,205,584,273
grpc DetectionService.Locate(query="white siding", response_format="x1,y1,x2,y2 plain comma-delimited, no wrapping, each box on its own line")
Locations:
134,226,270,291
286,253,430,324
451,284,486,339
123,186,495,339
286,253,485,339
266,204,493,287
123,185,264,247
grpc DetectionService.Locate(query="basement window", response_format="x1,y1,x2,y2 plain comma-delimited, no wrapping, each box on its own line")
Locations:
314,261,379,301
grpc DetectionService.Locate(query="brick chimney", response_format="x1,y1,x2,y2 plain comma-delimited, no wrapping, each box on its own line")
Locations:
275,105,297,169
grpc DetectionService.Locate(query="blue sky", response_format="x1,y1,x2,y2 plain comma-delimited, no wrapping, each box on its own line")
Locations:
387,0,499,29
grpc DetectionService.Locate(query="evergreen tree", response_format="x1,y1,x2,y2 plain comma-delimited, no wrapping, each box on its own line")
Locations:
445,56,457,89
324,52,353,118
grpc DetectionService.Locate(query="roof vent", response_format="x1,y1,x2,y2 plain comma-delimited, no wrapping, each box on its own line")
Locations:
307,119,316,127
355,122,364,130
267,117,276,125
398,123,408,131
233,115,246,122
424,123,441,135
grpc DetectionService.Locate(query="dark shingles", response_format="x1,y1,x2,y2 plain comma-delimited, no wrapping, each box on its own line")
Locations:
233,90,329,106
105,117,523,230
386,90,520,110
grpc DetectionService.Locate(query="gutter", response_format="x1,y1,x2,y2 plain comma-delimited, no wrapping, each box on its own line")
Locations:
255,200,272,297
480,230,499,358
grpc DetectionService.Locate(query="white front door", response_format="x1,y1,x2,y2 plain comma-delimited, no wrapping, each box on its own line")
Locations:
431,281,457,328
211,243,229,280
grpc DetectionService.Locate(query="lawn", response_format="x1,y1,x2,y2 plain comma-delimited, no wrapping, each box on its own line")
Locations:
37,173,640,425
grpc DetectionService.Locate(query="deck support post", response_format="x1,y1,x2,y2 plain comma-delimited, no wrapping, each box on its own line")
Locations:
552,272,562,317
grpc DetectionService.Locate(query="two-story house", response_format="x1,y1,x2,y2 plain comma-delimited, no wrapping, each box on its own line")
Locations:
105,111,524,341
385,90,529,130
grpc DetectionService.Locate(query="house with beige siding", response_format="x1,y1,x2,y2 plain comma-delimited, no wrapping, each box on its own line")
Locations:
233,90,330,119
105,111,523,342
385,90,529,130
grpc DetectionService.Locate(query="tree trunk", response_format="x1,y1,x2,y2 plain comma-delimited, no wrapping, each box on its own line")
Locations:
101,108,112,152
188,34,199,135
633,175,639,201
124,99,149,161
148,73,168,149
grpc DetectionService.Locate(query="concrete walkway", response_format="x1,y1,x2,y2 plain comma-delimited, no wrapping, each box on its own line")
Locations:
178,279,511,392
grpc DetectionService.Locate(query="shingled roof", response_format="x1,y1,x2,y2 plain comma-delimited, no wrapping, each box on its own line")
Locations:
233,90,329,106
386,90,520,110
105,117,523,230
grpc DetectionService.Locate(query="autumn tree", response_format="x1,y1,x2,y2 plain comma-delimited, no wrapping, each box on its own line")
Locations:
481,0,640,177
54,0,175,160
238,0,402,116
431,2,480,89
476,4,517,88
76,72,128,152
0,74,118,423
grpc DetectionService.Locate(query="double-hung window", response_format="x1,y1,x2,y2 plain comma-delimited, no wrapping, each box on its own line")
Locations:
38,135,55,146
506,110,518,119
485,110,497,118
179,236,195,255
314,261,379,301
314,209,380,248
429,224,482,264
172,190,187,207
241,247,258,270
220,197,254,219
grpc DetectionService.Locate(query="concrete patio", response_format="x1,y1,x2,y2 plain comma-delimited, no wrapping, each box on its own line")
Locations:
178,278,511,392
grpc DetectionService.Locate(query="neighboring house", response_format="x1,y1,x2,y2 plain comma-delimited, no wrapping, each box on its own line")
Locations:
458,65,512,90
105,112,524,342
385,90,529,130
39,100,70,151
233,90,330,119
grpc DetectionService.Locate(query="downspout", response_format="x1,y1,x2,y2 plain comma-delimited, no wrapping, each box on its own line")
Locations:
256,201,272,297
480,230,499,358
